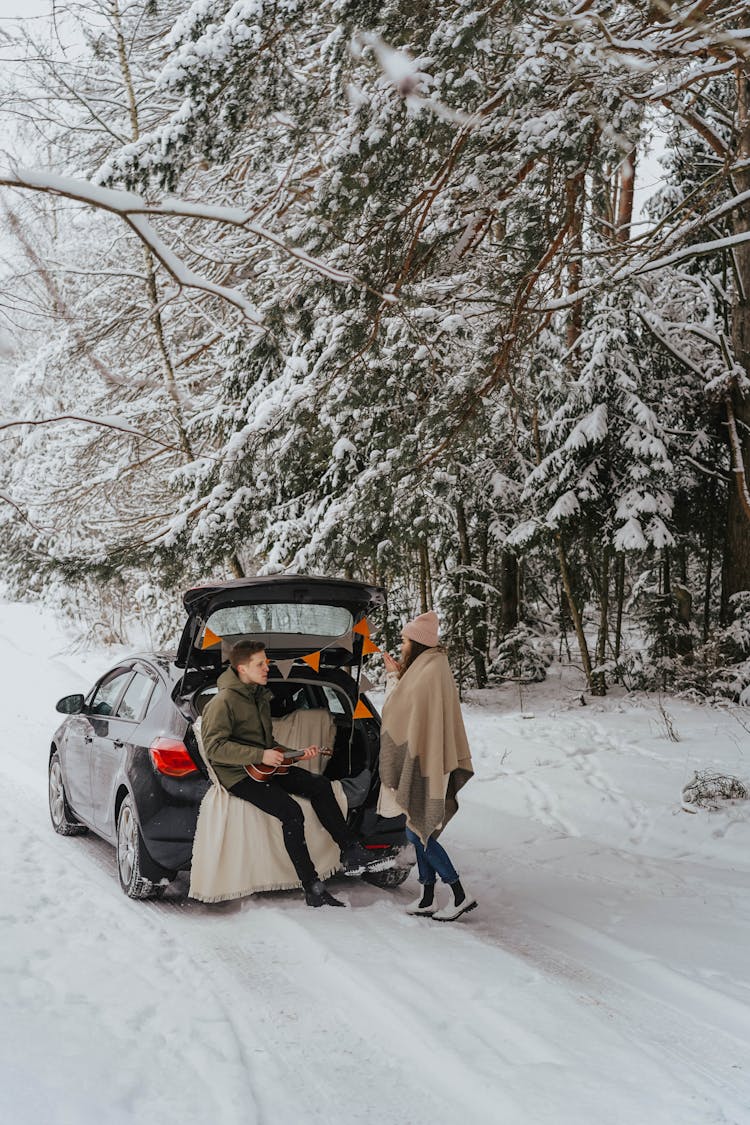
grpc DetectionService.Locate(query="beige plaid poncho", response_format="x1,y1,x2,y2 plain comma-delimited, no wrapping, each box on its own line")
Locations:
378,648,474,844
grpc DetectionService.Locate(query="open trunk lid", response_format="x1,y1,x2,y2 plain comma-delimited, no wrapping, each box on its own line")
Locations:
176,574,385,670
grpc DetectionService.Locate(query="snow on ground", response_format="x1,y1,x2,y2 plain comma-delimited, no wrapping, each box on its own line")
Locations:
2,600,750,1124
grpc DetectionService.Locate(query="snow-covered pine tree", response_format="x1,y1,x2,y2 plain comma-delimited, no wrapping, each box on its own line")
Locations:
524,288,675,692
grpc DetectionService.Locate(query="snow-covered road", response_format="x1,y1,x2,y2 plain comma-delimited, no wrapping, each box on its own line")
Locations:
2,602,750,1124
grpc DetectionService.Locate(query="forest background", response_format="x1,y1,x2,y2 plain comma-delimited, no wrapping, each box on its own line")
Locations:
2,0,750,700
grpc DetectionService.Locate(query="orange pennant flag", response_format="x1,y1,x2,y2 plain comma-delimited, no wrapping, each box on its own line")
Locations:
201,626,222,649
301,651,321,673
353,699,373,720
362,637,380,655
352,619,371,638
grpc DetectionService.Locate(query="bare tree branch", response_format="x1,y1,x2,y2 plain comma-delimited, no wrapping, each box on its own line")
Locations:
0,167,385,324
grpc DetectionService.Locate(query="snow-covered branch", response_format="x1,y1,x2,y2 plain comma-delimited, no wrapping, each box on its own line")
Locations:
0,490,47,534
0,412,180,449
0,168,370,324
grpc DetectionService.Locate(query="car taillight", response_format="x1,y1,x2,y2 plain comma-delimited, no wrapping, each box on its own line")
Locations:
149,737,199,778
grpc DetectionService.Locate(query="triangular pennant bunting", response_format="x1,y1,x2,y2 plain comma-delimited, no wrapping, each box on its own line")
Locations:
359,673,375,693
337,631,354,653
362,636,380,655
201,626,222,650
275,659,296,680
301,651,321,673
353,699,373,720
352,619,371,638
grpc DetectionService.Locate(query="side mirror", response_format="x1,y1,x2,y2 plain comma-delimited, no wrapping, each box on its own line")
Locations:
56,693,85,715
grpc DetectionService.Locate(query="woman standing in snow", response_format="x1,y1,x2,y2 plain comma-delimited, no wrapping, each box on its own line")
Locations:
378,611,477,922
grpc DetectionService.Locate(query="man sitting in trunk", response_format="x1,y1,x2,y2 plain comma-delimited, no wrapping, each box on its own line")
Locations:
201,639,377,907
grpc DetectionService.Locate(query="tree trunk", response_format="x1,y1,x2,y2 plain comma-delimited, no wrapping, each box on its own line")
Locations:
418,545,428,614
591,546,610,696
615,149,637,245
501,551,519,632
673,585,694,661
566,169,585,351
704,487,715,641
424,544,434,610
229,554,244,578
662,548,672,690
607,150,637,686
614,553,625,663
722,63,750,609
456,500,487,687
557,533,593,686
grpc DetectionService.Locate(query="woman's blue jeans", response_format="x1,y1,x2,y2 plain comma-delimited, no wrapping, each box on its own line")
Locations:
405,826,459,886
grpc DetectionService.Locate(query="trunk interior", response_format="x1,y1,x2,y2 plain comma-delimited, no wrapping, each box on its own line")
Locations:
177,665,409,858
181,668,380,793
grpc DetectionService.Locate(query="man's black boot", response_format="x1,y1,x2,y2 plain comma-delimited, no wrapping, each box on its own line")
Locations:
304,879,346,908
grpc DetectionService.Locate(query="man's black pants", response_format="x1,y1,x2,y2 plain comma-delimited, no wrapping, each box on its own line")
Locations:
230,767,355,887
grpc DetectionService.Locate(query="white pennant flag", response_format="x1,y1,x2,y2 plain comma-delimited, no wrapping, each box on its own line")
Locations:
275,659,296,680
337,631,354,653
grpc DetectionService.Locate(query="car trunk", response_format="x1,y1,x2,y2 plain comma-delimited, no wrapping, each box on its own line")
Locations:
183,668,388,834
176,574,385,672
188,669,376,773
175,575,386,798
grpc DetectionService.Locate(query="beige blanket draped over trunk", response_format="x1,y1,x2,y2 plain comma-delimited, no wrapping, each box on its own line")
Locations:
189,716,345,903
378,649,473,845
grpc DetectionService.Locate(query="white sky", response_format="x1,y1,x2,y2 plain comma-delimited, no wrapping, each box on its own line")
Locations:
0,0,82,65
0,0,51,19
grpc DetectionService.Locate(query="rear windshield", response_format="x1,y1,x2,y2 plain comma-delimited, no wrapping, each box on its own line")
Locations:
205,603,353,638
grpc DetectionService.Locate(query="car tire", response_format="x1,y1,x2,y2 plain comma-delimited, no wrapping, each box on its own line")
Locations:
48,752,89,836
362,864,412,888
116,794,166,900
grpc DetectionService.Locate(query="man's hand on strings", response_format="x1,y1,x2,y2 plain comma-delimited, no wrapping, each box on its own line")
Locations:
262,748,285,767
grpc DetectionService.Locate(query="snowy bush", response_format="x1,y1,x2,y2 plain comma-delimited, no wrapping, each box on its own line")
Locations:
704,594,750,704
682,771,748,810
38,573,182,652
488,625,553,684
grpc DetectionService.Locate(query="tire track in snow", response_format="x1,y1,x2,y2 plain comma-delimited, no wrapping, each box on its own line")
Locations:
0,754,267,1125
498,900,750,1122
150,892,523,1124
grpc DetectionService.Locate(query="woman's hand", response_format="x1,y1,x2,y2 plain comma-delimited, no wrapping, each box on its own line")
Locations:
383,652,399,675
300,745,320,761
262,748,285,767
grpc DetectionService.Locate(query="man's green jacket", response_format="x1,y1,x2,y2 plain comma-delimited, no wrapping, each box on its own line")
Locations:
200,666,288,790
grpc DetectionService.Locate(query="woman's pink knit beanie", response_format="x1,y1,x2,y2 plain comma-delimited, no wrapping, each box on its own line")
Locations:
403,610,440,647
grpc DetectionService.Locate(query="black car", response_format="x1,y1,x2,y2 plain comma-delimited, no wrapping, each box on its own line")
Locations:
48,575,411,899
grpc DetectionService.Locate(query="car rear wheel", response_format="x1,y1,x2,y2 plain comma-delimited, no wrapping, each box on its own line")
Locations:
116,794,166,900
48,752,88,836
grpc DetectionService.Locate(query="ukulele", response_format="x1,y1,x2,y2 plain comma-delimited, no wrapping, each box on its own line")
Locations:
246,746,333,782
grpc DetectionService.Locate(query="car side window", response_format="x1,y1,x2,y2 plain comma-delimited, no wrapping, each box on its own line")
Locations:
292,687,314,710
321,686,346,715
89,669,133,717
116,672,156,722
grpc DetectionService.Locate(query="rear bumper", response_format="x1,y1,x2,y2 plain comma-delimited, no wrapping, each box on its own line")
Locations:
356,808,409,850
134,773,409,878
